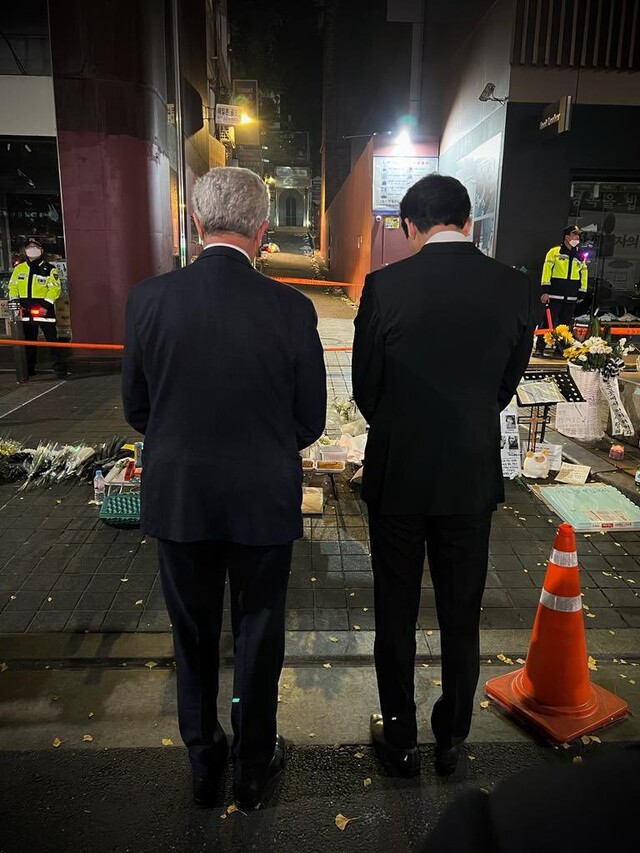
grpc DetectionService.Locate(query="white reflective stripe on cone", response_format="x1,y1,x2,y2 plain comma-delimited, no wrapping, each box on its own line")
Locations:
539,589,583,612
550,548,578,567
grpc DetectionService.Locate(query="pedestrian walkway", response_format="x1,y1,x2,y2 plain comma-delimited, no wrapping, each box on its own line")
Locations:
1,286,640,643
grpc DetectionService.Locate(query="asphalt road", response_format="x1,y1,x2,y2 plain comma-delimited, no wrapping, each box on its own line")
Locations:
0,741,623,853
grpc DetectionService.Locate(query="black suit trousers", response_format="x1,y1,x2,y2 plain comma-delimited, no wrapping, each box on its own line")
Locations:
157,539,292,777
369,512,492,749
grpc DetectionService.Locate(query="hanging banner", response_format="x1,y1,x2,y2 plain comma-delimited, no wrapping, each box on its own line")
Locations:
600,375,634,436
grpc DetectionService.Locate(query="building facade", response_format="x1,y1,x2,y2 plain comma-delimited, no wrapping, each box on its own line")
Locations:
323,0,640,312
0,0,231,344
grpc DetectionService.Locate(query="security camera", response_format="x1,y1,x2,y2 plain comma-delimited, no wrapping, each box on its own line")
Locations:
479,83,495,102
479,82,508,104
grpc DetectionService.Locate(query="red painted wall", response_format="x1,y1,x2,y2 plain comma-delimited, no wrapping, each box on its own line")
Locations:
57,132,172,343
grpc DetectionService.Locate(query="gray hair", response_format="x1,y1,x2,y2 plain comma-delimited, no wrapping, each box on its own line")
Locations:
192,167,270,238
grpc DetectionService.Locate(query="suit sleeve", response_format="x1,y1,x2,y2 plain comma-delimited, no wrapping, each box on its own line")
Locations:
352,273,385,424
121,292,150,435
498,273,537,412
293,299,327,450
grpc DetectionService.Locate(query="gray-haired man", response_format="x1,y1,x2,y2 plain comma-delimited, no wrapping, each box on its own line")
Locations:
122,167,327,810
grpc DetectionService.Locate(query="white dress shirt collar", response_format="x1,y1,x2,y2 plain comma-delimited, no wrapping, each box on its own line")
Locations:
201,242,252,262
425,230,470,245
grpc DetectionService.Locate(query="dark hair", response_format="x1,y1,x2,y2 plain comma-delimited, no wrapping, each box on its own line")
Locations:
562,225,580,237
400,174,471,236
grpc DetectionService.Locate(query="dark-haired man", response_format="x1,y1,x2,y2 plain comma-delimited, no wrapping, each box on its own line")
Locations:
353,174,536,779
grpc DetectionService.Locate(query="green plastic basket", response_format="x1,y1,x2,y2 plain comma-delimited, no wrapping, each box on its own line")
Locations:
99,492,141,528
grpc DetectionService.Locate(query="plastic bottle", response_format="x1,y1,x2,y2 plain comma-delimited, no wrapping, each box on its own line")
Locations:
93,469,106,504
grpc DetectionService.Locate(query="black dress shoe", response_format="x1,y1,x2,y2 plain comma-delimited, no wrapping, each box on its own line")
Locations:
192,741,229,808
193,772,223,808
434,744,461,777
234,734,286,811
370,714,420,777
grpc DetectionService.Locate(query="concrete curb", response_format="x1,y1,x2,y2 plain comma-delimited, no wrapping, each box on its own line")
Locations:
2,628,639,664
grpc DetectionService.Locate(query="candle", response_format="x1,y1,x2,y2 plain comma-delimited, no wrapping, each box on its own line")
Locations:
609,444,625,460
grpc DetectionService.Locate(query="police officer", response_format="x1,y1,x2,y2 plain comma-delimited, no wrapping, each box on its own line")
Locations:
535,226,588,354
8,238,67,378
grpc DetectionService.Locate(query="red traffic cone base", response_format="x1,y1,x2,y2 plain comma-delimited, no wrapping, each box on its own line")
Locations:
486,522,628,743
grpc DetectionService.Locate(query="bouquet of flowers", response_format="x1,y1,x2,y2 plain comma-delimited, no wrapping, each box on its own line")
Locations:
545,324,631,378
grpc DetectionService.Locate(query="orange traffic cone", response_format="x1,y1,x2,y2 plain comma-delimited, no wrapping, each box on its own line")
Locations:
486,522,628,743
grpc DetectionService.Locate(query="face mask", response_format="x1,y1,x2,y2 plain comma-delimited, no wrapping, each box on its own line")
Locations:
568,239,579,247
25,247,42,259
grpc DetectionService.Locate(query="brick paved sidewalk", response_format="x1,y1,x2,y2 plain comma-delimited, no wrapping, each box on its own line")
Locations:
1,472,640,634
1,286,640,635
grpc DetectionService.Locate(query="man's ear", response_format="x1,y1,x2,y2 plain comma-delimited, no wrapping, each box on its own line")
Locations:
192,213,205,244
257,219,269,243
462,217,472,237
406,220,419,242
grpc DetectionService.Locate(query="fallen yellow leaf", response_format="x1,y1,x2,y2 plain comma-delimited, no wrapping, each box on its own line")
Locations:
323,662,332,669
581,735,591,745
309,732,316,738
311,577,317,583
82,734,94,742
561,743,571,749
590,736,602,744
52,737,63,748
161,738,173,746
431,679,442,687
227,804,238,815
421,663,430,668
572,756,583,764
468,755,476,761
426,630,434,636
480,700,490,709
363,778,372,788
354,752,364,759
88,712,94,718
515,658,526,665
609,630,616,636
145,661,157,669
588,656,598,672
329,636,338,643
630,680,636,685
586,613,596,619
353,625,361,631
120,577,129,583
335,814,357,831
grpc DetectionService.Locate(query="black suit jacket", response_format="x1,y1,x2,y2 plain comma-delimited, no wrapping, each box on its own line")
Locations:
122,246,326,545
420,745,640,853
352,241,536,516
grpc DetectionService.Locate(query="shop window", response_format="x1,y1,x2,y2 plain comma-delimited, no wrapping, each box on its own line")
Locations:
569,181,640,315
0,136,70,336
